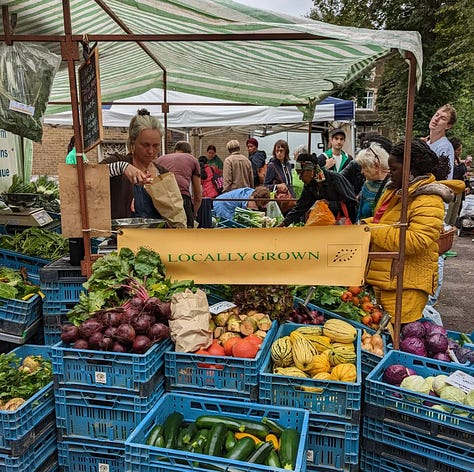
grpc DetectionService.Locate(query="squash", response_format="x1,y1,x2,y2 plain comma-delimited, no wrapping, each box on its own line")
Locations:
294,325,324,338
312,372,332,380
232,339,259,358
291,336,318,372
330,363,357,382
331,342,355,351
271,336,293,367
307,354,331,376
223,336,242,356
323,319,357,343
273,366,309,378
327,346,357,367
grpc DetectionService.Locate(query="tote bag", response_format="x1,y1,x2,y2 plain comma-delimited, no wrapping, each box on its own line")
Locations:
144,172,187,228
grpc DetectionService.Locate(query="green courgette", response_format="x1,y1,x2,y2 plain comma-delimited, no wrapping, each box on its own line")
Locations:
190,428,209,452
182,422,198,445
225,430,237,451
146,424,163,446
196,415,269,439
225,436,256,461
265,449,282,468
204,423,228,456
176,426,187,449
261,416,285,436
246,441,274,464
278,428,300,470
162,412,184,449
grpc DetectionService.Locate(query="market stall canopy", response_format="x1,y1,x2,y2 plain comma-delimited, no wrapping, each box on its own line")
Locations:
1,0,423,116
44,89,355,128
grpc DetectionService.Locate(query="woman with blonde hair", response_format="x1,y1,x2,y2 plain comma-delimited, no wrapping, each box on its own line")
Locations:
355,142,390,220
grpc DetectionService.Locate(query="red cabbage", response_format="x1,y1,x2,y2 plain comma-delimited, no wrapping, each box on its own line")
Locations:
383,364,417,385
400,336,427,357
423,324,448,338
432,352,451,362
425,333,448,354
401,322,426,339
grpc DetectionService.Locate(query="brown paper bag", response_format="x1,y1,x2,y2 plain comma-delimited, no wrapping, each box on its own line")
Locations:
169,289,212,352
144,172,187,228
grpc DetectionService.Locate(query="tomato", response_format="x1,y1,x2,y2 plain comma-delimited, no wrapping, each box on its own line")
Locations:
348,286,362,296
361,301,374,313
360,295,371,304
352,296,360,306
361,314,373,326
341,291,353,302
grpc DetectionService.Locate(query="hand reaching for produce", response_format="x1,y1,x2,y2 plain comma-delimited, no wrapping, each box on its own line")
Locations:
124,164,152,184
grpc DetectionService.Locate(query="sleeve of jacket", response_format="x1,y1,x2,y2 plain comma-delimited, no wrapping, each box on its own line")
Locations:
366,195,444,255
223,158,233,192
263,162,278,187
282,183,316,226
327,172,358,223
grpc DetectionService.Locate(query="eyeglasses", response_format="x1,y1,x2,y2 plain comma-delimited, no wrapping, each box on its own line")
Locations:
367,145,381,166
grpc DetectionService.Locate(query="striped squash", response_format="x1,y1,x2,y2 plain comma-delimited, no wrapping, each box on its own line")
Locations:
323,319,357,343
327,346,357,367
270,336,293,367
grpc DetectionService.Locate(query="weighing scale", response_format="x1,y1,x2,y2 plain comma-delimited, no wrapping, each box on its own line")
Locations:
0,193,54,231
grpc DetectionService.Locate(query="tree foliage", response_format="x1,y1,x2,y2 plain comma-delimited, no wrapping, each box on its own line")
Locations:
310,0,474,153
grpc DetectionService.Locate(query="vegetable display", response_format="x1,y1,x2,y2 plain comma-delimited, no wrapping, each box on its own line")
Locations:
0,266,41,300
0,227,68,261
233,207,276,228
0,353,52,411
144,412,300,470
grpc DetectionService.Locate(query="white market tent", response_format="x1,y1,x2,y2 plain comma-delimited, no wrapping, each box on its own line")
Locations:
1,0,423,343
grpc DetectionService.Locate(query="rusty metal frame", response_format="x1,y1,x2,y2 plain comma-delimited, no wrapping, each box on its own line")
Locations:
1,1,417,346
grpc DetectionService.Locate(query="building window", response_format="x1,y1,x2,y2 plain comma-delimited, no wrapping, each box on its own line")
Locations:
99,140,127,161
360,90,375,111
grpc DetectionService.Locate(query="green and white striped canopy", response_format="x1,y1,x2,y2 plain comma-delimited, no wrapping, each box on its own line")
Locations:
1,0,423,115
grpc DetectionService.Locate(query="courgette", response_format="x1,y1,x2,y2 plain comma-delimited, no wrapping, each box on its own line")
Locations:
225,430,237,451
225,436,256,461
204,423,228,456
182,422,198,445
279,428,300,470
265,449,282,468
246,441,274,464
162,412,184,449
146,424,163,446
261,416,285,436
190,428,209,453
196,415,242,431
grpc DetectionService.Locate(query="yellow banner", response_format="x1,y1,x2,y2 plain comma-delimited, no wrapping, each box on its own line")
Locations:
118,226,371,286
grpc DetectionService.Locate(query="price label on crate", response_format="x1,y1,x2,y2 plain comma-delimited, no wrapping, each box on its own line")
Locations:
446,370,474,394
95,371,107,384
98,463,110,472
209,301,236,315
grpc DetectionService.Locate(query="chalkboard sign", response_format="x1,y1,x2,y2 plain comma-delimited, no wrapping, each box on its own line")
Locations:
78,47,103,153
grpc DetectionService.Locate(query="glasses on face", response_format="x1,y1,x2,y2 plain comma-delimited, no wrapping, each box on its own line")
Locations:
367,146,381,166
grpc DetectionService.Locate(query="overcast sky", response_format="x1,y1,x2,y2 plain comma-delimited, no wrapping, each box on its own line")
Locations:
233,0,314,18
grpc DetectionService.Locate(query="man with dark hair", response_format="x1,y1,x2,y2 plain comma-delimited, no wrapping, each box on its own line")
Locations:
246,137,267,186
319,128,353,173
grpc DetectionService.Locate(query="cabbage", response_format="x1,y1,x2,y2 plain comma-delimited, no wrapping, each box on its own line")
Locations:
400,375,431,402
432,375,449,395
432,352,452,363
455,347,474,364
425,333,449,354
423,324,448,337
383,364,417,386
440,385,467,413
424,376,436,391
400,336,427,357
401,322,426,339
464,390,474,408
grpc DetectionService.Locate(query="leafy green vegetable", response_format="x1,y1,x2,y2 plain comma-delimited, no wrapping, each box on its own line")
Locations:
0,267,40,300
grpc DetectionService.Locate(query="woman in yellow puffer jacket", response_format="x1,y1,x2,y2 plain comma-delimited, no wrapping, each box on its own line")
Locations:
363,139,465,324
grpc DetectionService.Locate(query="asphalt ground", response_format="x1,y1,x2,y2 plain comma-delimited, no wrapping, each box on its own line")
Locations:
435,230,474,333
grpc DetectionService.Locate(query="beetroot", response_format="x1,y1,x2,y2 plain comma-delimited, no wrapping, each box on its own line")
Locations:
131,315,151,335
73,339,89,350
115,323,136,345
100,311,123,328
104,327,117,339
99,336,114,351
61,324,79,344
148,323,170,342
88,331,104,350
112,342,127,353
127,296,145,311
132,335,152,354
79,319,102,339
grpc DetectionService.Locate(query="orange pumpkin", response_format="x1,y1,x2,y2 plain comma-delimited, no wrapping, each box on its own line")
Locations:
245,334,263,346
206,340,226,357
223,337,241,356
232,339,259,358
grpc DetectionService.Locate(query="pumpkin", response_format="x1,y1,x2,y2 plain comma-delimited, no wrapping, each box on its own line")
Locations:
207,340,226,356
271,336,293,367
245,334,263,346
307,354,331,376
323,319,357,343
291,336,318,372
327,346,357,367
330,363,357,382
232,339,259,358
223,336,242,356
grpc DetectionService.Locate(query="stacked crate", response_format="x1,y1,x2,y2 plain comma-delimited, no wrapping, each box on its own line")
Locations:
0,345,57,472
52,338,172,472
259,322,362,471
39,257,87,345
362,350,474,471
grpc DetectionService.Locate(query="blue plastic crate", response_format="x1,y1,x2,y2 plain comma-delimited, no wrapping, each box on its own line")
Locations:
0,424,56,472
125,392,309,472
52,339,172,394
0,294,42,336
41,281,86,315
164,321,278,401
0,345,54,451
216,218,247,228
43,325,62,346
39,256,86,284
361,438,472,472
306,415,360,471
365,350,474,434
55,379,165,443
0,248,51,281
362,415,473,471
58,441,124,472
259,322,362,421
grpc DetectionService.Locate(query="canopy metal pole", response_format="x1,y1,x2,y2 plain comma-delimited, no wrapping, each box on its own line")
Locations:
392,51,417,349
307,122,312,154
